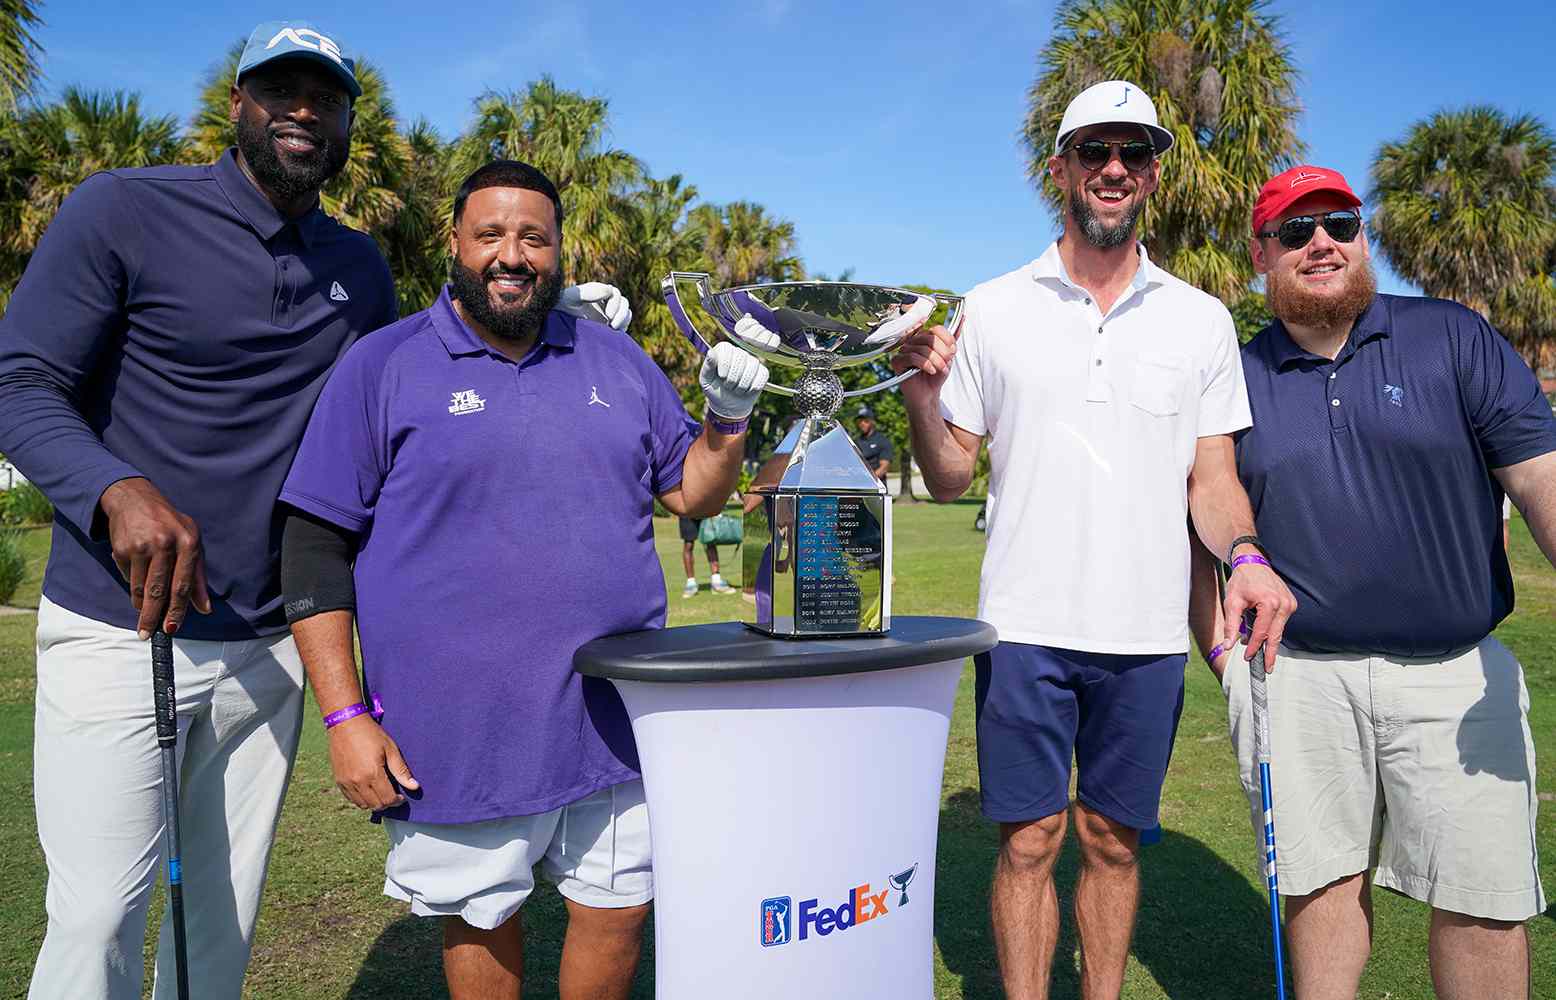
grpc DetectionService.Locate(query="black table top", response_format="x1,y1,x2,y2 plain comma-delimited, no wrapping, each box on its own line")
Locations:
574,615,997,683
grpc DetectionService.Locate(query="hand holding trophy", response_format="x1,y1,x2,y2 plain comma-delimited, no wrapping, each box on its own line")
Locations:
662,273,964,636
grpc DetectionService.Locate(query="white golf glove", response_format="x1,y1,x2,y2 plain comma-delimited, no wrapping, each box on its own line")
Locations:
700,342,770,421
732,313,782,352
863,294,935,346
558,282,632,331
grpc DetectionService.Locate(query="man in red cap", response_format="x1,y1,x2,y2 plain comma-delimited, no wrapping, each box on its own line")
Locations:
1191,165,1556,998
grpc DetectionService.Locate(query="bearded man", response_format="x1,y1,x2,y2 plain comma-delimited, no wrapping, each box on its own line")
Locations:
893,81,1295,999
278,159,764,1000
0,23,629,999
1191,165,1556,999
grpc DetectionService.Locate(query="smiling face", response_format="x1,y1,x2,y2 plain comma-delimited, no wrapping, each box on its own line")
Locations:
230,58,353,212
448,185,565,344
1252,191,1376,330
1049,124,1161,250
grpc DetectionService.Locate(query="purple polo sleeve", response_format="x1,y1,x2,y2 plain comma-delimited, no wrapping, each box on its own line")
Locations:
279,344,388,533
640,353,700,495
1454,309,1556,469
0,173,144,535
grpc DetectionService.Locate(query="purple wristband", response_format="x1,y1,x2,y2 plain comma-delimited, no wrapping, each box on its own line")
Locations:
706,410,749,436
1229,553,1271,572
1207,642,1228,664
323,692,384,729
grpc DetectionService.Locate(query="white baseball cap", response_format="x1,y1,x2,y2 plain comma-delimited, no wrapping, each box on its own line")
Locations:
1053,80,1174,156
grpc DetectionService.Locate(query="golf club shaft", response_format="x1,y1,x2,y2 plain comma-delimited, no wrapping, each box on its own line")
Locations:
151,630,190,1000
1249,658,1288,1000
1216,561,1288,1000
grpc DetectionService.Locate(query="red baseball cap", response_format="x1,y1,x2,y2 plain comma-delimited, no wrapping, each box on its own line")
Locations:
1251,165,1361,236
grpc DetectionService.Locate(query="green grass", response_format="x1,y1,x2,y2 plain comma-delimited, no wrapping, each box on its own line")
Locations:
0,503,1550,998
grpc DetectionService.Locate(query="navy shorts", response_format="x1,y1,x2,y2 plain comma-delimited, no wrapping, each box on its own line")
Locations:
678,516,702,543
974,641,1186,829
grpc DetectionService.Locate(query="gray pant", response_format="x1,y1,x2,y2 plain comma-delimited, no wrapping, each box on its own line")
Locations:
28,596,304,1000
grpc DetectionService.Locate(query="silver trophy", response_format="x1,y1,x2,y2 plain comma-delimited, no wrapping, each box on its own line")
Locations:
662,273,964,637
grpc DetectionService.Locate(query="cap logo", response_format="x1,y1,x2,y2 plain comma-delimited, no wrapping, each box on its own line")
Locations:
265,27,344,65
1114,85,1131,107
1289,170,1326,188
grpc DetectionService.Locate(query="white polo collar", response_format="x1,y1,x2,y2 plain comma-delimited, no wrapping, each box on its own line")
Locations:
1030,240,1160,296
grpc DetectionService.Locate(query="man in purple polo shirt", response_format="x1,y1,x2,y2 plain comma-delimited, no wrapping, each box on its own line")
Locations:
0,24,633,998
1192,165,1556,998
279,159,764,1000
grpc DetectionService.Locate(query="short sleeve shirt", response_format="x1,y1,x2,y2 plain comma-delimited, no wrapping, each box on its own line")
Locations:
281,288,700,823
1236,294,1556,656
939,242,1250,653
855,429,894,468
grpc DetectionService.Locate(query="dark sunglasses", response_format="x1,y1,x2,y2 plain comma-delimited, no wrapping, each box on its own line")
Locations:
1258,210,1363,250
1068,139,1157,172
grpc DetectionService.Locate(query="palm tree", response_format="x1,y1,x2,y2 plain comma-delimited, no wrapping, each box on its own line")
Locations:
0,88,183,304
449,78,642,286
1490,248,1556,370
1022,0,1304,303
0,0,41,114
187,45,411,237
378,120,454,316
1370,107,1556,344
687,201,803,288
615,174,704,388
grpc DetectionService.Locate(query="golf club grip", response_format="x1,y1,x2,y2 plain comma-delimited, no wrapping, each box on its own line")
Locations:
152,631,176,747
1249,657,1272,763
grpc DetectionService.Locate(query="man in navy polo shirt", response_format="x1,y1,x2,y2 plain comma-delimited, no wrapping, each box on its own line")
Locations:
0,23,633,1000
1192,165,1556,999
279,159,764,1000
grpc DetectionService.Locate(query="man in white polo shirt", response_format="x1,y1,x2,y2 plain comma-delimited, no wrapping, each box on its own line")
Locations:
895,81,1296,999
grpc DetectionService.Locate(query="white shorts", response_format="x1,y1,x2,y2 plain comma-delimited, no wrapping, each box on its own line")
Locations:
1224,636,1545,921
383,779,653,930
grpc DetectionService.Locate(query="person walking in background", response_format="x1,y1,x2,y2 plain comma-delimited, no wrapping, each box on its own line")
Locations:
893,80,1296,1000
678,516,734,596
1191,164,1555,1000
851,404,894,484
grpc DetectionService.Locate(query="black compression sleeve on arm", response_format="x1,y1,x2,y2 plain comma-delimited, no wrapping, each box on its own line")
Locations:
280,508,360,624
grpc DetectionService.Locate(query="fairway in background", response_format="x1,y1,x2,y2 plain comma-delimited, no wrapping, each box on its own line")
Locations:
0,504,1547,998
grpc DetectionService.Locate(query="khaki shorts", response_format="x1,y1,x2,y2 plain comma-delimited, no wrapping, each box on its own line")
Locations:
1223,636,1545,921
383,779,653,930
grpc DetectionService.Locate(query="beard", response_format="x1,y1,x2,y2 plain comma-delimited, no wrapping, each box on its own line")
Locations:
235,113,348,206
1265,257,1378,331
449,258,565,342
1068,181,1144,250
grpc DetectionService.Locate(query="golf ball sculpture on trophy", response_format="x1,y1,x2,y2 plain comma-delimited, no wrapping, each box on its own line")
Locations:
662,272,964,637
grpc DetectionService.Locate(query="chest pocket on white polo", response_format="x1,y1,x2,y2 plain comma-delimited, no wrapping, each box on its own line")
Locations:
1129,352,1189,417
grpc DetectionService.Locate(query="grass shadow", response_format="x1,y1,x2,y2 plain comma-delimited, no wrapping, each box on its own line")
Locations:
344,881,655,999
934,788,1283,999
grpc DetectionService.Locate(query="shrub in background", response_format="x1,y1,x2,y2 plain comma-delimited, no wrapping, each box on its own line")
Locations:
1,482,51,525
0,529,26,604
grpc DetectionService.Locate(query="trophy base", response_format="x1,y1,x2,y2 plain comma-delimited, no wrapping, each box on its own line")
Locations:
742,487,892,638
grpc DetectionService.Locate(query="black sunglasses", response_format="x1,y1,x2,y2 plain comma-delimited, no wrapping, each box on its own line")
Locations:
1258,210,1363,250
1068,139,1156,173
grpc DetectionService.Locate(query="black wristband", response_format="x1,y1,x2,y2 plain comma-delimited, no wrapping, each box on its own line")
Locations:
1226,535,1268,565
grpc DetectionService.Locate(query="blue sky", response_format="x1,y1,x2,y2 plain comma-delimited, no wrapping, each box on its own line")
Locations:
31,1,1556,297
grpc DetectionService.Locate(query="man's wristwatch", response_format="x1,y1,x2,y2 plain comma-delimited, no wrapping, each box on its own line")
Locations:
1226,534,1268,565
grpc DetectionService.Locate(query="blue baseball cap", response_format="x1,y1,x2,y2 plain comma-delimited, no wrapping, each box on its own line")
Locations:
236,20,360,100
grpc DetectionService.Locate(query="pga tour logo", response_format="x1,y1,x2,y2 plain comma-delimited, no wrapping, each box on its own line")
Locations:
760,863,917,948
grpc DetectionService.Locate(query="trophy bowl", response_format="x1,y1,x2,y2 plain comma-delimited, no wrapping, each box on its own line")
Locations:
661,273,963,407
661,273,965,639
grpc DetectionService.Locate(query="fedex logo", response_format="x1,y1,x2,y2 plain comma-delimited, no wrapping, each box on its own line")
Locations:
797,882,892,940
266,27,345,65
